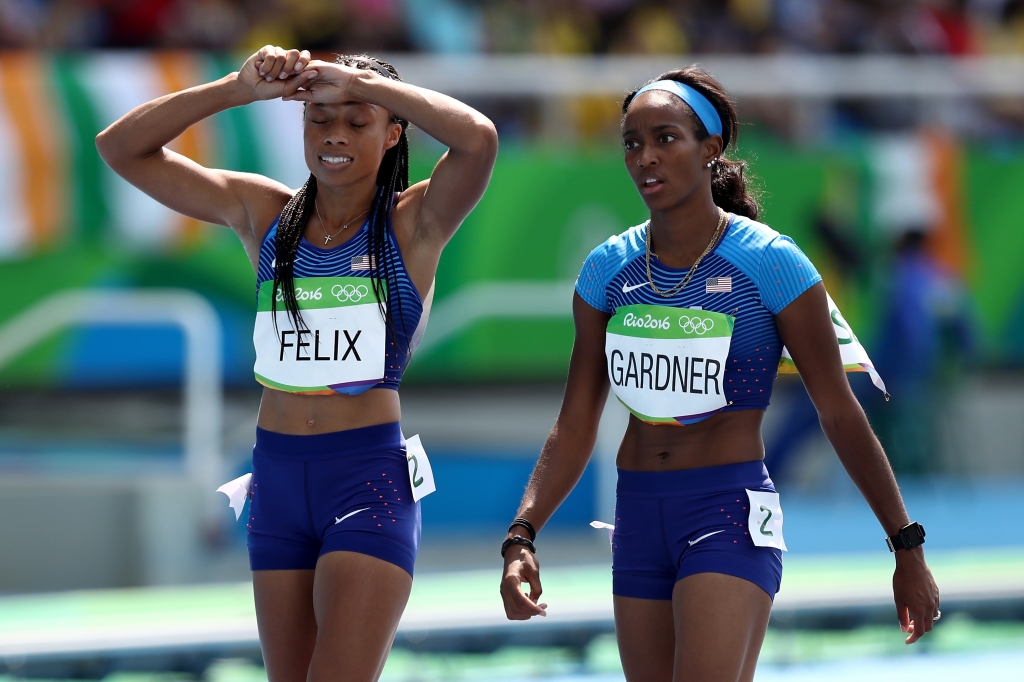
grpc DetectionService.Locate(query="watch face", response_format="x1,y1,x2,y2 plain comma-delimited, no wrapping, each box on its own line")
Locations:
902,523,925,547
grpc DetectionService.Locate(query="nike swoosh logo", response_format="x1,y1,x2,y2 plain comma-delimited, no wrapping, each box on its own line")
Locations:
688,530,725,546
334,508,370,525
622,282,648,293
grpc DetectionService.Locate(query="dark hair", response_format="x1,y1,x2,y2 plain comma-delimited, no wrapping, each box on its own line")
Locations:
272,54,410,347
622,65,759,220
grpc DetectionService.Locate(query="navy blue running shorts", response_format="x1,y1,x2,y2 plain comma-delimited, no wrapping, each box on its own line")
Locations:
246,422,420,576
612,460,783,600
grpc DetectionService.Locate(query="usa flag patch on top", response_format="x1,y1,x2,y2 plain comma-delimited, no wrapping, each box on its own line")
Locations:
706,276,732,293
351,255,376,271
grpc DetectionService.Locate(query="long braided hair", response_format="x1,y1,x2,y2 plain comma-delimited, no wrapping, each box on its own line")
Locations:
622,65,760,220
271,55,411,349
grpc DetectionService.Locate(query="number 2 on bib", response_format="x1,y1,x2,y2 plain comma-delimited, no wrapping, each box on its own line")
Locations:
745,489,787,551
405,434,436,502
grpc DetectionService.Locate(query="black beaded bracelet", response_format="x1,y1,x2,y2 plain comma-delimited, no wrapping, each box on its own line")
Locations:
508,517,537,541
501,536,536,557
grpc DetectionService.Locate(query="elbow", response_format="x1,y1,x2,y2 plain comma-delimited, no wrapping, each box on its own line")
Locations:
816,395,866,441
95,122,142,172
467,116,499,164
816,400,848,433
94,127,120,168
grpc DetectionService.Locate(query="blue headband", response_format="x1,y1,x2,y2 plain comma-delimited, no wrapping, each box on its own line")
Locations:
632,80,723,138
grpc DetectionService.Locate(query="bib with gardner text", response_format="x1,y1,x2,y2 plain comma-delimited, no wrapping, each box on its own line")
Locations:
253,276,386,395
606,304,735,425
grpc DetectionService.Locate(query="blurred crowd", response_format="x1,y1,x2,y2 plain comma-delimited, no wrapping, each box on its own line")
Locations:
3,0,1024,54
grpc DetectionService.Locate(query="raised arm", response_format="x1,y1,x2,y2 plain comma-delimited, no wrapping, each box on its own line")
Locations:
95,47,317,260
775,282,940,643
285,61,498,246
499,294,612,620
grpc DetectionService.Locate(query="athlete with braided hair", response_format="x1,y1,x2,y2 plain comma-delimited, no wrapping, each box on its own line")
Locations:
97,46,497,682
500,66,939,681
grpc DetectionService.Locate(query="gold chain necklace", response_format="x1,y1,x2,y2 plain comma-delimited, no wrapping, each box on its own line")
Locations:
644,209,727,298
316,202,369,245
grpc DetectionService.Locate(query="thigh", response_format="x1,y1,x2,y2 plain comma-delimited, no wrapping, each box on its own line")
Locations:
613,595,675,682
672,573,772,682
308,550,413,682
253,570,318,682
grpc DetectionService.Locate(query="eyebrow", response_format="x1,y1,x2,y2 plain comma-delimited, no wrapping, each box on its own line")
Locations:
310,101,374,112
622,123,683,137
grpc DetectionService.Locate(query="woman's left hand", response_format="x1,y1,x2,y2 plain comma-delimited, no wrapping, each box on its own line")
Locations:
282,60,367,105
892,548,941,644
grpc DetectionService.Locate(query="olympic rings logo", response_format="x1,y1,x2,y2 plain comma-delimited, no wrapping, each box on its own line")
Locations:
678,315,715,335
332,283,369,303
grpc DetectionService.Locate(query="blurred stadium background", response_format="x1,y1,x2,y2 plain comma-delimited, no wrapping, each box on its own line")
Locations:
2,1,1024,681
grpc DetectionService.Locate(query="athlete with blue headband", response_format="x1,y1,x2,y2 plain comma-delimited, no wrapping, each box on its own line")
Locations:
500,66,940,681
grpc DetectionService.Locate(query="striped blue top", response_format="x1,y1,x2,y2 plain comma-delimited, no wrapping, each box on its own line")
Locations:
576,215,821,413
256,214,426,393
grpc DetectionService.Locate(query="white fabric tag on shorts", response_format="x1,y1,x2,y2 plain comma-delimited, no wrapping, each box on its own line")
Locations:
590,520,615,549
745,489,787,551
406,434,436,502
216,472,252,521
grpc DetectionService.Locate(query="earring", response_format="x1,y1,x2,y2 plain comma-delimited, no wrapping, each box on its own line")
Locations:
706,159,715,168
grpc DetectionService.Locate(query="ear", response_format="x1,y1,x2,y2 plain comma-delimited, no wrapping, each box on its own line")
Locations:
383,121,402,151
702,134,724,167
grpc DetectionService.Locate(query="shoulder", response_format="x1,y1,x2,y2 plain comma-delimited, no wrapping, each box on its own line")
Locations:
391,179,430,245
718,214,817,273
236,173,293,244
718,215,821,314
714,215,783,278
575,223,646,313
395,180,429,214
583,222,647,271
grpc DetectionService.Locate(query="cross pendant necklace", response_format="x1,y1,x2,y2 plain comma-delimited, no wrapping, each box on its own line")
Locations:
316,201,369,245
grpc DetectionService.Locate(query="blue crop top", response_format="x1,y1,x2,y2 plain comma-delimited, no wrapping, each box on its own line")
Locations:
576,215,821,413
255,214,428,393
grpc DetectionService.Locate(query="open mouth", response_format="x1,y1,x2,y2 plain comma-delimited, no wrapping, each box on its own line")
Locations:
640,176,663,194
319,154,353,169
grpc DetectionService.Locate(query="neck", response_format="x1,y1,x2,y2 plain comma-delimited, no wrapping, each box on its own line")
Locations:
648,187,722,269
315,178,379,230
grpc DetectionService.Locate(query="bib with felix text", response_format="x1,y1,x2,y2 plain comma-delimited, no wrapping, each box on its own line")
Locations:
253,277,386,395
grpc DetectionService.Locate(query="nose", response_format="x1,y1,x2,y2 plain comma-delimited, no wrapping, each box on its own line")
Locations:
322,122,349,146
636,146,658,169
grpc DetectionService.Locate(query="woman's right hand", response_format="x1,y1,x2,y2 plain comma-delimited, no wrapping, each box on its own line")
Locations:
237,46,317,101
500,546,548,620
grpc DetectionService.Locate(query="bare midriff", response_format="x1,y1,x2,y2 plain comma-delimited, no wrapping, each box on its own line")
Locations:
256,386,402,435
617,408,766,472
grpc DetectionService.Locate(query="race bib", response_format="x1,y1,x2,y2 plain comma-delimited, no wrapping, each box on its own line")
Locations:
779,293,888,398
745,489,787,551
253,277,386,395
405,434,436,502
606,305,735,424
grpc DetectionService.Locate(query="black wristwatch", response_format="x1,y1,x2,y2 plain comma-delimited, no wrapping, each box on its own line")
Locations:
886,522,926,552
